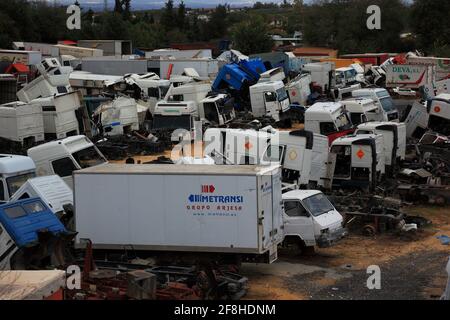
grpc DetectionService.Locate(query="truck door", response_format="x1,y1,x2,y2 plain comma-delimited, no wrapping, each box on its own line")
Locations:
0,223,16,270
264,91,278,118
258,174,275,251
282,200,315,246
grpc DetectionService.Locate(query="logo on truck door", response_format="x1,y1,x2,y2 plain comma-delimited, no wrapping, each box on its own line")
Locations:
356,149,365,159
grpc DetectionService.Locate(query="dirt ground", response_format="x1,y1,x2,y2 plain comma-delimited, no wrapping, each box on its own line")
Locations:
241,206,449,300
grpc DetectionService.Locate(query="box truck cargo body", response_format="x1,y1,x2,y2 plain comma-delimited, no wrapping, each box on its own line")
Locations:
74,164,283,263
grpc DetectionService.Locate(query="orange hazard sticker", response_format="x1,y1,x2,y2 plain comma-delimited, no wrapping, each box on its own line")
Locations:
356,149,365,159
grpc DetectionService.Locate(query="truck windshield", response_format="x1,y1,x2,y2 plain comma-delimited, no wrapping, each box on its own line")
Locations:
335,112,352,131
276,88,289,102
379,97,396,112
303,193,335,217
6,173,36,198
160,85,169,99
203,102,220,124
153,115,191,131
72,146,106,169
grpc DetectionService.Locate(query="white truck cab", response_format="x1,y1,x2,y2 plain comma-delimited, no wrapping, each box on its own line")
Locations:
204,128,325,188
287,73,312,106
165,82,211,105
10,175,73,216
0,101,45,146
249,80,290,122
304,102,354,145
352,88,399,122
29,91,80,140
302,62,335,93
27,135,107,189
200,93,236,126
428,93,450,136
330,134,385,190
153,101,199,140
342,98,382,125
17,58,72,103
282,190,347,248
94,96,139,136
124,73,171,114
0,155,36,204
356,122,406,173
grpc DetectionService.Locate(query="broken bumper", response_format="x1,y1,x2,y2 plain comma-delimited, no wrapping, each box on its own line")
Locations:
317,227,348,248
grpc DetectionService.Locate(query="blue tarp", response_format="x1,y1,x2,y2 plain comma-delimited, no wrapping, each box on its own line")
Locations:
0,198,66,247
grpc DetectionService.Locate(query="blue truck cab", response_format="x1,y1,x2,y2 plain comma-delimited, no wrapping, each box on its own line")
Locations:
0,197,66,247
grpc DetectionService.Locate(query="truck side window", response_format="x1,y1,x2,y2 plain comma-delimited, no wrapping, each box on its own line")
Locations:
264,92,277,102
320,122,337,135
52,158,77,177
148,87,159,98
0,180,4,201
284,201,308,217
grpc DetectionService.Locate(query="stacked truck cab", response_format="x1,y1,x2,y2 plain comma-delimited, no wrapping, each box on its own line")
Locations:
330,134,385,191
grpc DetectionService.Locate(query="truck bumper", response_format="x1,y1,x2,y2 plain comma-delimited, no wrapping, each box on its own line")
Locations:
317,227,348,248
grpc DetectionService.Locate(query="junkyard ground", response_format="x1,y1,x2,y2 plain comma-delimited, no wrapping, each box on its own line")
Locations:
241,206,450,300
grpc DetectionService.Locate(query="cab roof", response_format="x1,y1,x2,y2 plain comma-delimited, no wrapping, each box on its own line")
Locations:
283,189,322,201
307,102,343,113
27,135,94,160
332,134,379,145
0,154,36,174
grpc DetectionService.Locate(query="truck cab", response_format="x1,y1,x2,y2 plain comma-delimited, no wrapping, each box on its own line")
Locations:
302,62,335,94
10,175,73,217
153,101,199,140
249,80,290,122
0,198,69,270
428,93,450,136
200,93,236,126
204,128,322,188
335,67,358,88
286,73,312,106
304,102,354,145
282,190,347,249
356,122,406,174
94,96,139,136
124,73,170,114
164,82,211,105
330,134,385,191
352,88,399,122
27,135,107,189
0,155,36,204
342,98,382,125
17,58,72,103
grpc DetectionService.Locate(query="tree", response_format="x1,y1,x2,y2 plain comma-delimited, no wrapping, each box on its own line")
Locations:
206,4,228,39
231,15,274,55
160,0,175,31
411,0,450,56
177,1,187,30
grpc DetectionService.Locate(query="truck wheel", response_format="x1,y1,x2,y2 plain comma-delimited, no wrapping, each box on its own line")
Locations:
302,245,316,256
362,224,377,237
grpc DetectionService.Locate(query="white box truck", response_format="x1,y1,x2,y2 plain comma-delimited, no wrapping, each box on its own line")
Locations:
74,164,284,264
